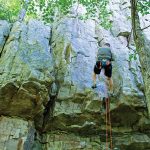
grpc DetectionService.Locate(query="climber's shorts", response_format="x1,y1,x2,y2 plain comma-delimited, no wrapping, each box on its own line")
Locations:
103,63,112,78
94,62,112,78
94,61,101,74
94,65,101,74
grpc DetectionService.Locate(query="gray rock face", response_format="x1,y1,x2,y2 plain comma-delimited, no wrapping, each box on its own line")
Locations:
0,0,150,149
0,20,54,119
0,20,11,54
109,0,132,38
140,14,150,41
44,0,149,149
0,116,35,150
48,0,147,134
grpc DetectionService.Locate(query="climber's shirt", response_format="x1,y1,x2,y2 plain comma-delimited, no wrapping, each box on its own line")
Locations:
97,47,113,61
94,47,113,78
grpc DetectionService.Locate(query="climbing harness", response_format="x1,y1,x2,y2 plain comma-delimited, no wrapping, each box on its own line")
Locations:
105,97,113,150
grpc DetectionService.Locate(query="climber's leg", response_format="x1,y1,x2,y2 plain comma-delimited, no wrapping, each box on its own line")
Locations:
104,63,113,93
107,77,113,93
92,61,102,88
92,72,97,88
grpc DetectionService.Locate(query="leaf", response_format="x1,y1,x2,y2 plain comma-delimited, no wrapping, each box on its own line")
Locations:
134,54,137,60
129,54,133,61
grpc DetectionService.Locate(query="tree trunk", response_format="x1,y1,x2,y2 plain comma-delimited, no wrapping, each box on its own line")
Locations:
18,0,29,22
130,0,150,116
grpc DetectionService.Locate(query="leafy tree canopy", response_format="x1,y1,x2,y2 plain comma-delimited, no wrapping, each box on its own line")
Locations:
0,0,22,22
26,0,112,29
0,0,149,29
137,0,150,16
0,0,112,28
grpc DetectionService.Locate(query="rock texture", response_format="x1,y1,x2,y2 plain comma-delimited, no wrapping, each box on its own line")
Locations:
0,0,150,149
0,20,53,122
46,0,148,133
41,133,150,150
0,116,36,150
0,20,11,55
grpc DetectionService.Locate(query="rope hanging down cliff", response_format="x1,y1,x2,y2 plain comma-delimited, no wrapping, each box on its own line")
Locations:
105,97,113,150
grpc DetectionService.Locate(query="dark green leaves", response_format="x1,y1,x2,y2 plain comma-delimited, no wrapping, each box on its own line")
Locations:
129,53,138,61
26,0,112,29
0,0,22,22
0,0,112,29
137,0,150,16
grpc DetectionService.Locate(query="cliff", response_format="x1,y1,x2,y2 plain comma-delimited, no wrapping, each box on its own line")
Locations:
0,0,150,149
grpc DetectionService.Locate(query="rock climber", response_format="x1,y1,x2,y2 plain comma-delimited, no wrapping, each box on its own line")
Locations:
92,42,114,95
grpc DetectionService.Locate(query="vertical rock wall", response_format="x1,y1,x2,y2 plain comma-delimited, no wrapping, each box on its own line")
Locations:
0,0,150,149
0,21,11,55
0,116,36,150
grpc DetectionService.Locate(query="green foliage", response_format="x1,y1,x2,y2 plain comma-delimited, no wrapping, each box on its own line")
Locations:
0,0,22,22
129,0,149,62
0,0,112,29
0,0,148,30
27,0,73,23
137,0,150,16
129,53,138,61
97,0,112,29
127,16,132,20
78,0,112,29
26,0,112,29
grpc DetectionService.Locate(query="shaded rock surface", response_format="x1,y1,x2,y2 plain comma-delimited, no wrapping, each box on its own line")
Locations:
0,116,36,150
41,132,150,150
0,0,150,149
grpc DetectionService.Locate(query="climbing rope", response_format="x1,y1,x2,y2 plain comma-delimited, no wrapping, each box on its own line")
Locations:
105,97,108,150
108,98,113,149
105,97,113,150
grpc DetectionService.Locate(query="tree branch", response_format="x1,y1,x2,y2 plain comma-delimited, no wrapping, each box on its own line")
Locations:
141,24,150,31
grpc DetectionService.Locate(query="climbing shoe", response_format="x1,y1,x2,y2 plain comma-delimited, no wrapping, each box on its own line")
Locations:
92,84,97,89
